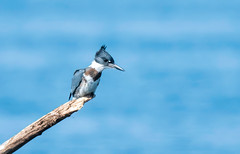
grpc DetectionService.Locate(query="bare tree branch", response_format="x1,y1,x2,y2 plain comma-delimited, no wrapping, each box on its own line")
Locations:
0,96,93,154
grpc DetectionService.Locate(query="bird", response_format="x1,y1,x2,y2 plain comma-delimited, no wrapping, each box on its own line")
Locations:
69,45,124,100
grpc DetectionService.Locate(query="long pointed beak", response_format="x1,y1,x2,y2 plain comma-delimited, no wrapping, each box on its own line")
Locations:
108,63,125,71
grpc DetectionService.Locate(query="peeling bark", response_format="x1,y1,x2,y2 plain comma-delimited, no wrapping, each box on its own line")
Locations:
0,96,93,154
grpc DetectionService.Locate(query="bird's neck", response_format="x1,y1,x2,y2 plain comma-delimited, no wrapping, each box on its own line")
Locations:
89,60,105,72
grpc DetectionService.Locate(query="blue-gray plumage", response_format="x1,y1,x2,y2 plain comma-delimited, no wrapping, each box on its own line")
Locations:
69,45,124,100
69,69,85,100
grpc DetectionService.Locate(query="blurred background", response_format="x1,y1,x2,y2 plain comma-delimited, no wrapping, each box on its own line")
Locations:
0,0,240,153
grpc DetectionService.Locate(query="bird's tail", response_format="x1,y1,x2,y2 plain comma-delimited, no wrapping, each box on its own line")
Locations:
68,93,72,100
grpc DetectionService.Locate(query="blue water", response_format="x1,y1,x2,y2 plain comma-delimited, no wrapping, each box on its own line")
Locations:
0,0,240,153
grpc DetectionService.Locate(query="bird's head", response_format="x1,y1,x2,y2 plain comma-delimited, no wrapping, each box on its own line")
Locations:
94,45,125,71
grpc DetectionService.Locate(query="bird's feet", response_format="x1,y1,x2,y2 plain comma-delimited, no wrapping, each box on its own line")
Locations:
86,93,96,98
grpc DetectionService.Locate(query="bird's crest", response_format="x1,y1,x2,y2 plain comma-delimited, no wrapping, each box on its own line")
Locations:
101,45,107,50
96,45,107,56
95,45,114,64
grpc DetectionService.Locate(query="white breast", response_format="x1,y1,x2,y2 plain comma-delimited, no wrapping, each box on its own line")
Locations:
78,74,100,97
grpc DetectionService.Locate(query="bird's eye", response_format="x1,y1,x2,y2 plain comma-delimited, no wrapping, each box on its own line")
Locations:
108,60,111,63
103,59,108,62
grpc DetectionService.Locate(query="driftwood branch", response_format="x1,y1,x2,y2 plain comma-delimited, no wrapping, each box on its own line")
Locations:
0,96,93,154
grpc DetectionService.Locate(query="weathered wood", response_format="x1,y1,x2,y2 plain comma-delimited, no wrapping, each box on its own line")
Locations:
0,96,93,154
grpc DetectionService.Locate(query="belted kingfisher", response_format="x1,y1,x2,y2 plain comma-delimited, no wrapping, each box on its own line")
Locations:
69,45,124,100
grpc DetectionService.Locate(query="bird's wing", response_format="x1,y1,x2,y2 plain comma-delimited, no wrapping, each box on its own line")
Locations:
69,69,85,100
